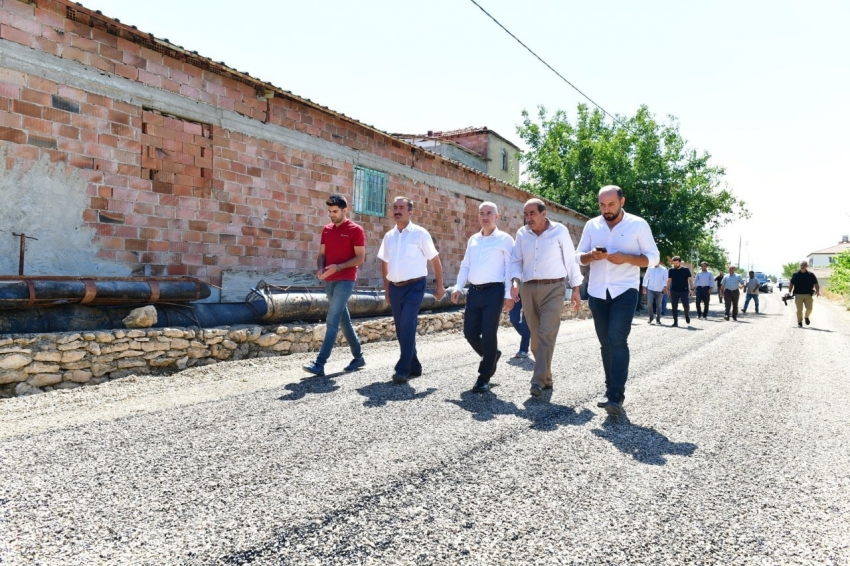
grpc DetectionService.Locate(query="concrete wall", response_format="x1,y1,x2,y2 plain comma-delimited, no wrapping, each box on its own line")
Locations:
0,0,586,303
485,133,521,185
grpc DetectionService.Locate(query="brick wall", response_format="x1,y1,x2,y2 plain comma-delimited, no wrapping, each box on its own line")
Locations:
437,131,490,160
0,0,586,296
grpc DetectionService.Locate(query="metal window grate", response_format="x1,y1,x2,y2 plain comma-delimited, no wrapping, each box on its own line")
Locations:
353,166,387,217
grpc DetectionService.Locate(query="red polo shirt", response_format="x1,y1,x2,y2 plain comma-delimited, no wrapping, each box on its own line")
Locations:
321,219,366,281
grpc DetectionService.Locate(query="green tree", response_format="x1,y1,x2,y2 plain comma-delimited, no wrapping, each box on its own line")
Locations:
828,251,850,295
782,262,799,279
517,104,748,266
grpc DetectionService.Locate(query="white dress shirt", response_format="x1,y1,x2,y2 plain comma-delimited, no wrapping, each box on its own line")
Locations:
694,270,714,287
377,221,439,283
510,221,584,288
454,228,514,299
576,212,660,299
642,265,668,292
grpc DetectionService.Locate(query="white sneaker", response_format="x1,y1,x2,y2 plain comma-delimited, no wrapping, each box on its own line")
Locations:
513,350,529,358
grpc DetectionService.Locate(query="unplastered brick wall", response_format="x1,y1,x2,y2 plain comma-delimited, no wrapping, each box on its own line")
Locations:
1,0,586,293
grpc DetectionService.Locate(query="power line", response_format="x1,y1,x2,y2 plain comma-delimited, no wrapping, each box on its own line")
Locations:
467,0,628,129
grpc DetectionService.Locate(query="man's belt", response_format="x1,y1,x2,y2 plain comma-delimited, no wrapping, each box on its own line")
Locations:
696,286,711,288
390,277,425,287
469,282,504,291
525,277,565,285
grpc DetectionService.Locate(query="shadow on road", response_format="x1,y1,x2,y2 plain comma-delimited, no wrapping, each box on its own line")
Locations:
592,416,698,465
356,380,436,408
803,327,833,333
506,357,533,371
446,390,594,432
277,374,343,401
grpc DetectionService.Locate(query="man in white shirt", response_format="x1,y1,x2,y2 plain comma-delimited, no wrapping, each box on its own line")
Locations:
451,202,515,393
510,198,583,397
693,261,715,319
378,197,446,383
720,266,745,321
641,263,668,324
576,186,660,417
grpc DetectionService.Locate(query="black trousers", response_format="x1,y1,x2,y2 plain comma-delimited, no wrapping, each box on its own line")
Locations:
670,290,690,321
695,287,711,316
463,284,504,380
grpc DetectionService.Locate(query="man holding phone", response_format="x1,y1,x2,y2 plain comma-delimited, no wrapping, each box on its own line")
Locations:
577,186,660,417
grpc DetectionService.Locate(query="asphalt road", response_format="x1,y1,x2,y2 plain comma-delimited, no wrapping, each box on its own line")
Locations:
1,292,849,565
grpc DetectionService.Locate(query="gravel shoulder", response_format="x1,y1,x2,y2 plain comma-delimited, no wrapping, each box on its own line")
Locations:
2,293,849,565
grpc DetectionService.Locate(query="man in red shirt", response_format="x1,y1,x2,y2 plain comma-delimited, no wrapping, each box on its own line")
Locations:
303,195,367,377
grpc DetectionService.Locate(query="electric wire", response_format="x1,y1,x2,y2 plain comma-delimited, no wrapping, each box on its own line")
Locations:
467,0,629,129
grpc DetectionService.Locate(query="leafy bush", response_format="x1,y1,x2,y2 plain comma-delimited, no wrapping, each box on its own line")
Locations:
828,251,850,296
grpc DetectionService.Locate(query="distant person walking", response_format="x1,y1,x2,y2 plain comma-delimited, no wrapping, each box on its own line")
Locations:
451,202,515,393
742,270,760,314
378,197,446,383
715,272,725,303
642,263,667,324
510,198,583,398
721,266,745,321
576,186,660,417
667,256,694,327
788,261,820,327
694,261,714,319
508,297,531,359
302,194,366,377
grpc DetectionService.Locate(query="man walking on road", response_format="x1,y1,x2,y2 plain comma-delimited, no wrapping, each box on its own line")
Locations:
694,261,714,319
667,256,694,327
721,266,744,321
508,299,531,359
576,186,660,417
742,270,760,314
510,198,583,398
303,194,366,377
378,197,446,383
788,261,820,327
642,262,667,324
451,202,515,393
715,271,725,303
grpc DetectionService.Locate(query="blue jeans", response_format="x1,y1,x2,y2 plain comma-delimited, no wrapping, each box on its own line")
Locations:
588,288,638,404
315,280,362,367
464,284,505,378
743,293,759,313
646,289,664,320
388,278,426,376
508,299,530,353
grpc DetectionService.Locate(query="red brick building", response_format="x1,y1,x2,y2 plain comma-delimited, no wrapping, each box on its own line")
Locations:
0,0,587,302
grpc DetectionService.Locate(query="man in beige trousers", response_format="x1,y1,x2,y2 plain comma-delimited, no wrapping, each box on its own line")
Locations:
510,199,583,397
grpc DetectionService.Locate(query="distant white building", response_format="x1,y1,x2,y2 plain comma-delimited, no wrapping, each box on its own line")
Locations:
807,236,850,268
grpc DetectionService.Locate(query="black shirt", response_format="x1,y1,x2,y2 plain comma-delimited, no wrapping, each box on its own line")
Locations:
668,267,692,293
790,271,818,295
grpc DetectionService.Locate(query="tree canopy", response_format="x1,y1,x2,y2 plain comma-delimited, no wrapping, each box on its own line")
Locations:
517,104,748,269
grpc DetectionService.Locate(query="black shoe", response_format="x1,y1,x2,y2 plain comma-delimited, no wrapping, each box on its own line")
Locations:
672,321,679,327
302,362,325,377
597,400,608,408
410,368,422,377
805,318,810,326
733,316,738,321
529,385,542,397
392,373,411,383
603,401,625,417
685,314,690,324
798,321,803,328
343,357,366,372
656,317,660,324
472,378,490,393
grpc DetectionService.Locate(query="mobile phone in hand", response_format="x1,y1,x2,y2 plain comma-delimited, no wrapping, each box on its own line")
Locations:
595,246,608,253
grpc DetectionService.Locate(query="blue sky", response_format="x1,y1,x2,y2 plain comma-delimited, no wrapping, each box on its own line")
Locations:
83,0,850,275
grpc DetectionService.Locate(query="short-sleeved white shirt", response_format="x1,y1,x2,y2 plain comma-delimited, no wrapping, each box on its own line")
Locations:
377,221,439,283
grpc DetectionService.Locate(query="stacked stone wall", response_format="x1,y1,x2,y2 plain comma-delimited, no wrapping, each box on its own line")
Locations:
0,302,591,398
